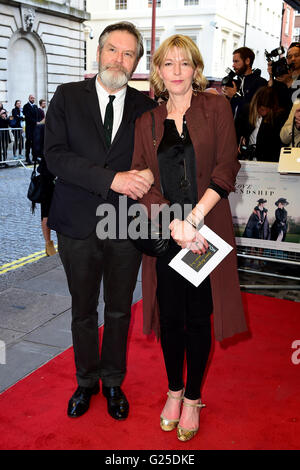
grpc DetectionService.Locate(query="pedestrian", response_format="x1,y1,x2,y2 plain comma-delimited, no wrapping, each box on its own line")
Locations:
32,115,56,257
10,100,24,159
44,21,156,420
131,34,247,442
23,94,38,164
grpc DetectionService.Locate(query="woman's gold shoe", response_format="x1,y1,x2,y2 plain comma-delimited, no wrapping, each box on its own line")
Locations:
160,389,184,432
177,399,206,442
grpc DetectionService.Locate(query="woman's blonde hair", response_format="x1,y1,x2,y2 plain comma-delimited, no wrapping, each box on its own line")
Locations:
150,34,207,97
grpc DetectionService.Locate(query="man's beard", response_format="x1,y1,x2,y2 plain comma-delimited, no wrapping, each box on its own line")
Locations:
99,64,132,90
235,63,248,76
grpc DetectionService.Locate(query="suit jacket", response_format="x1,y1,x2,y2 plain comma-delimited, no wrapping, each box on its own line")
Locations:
131,92,247,342
44,76,156,239
23,102,38,136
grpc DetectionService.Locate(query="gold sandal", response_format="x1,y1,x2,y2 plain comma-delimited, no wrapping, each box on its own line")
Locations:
177,398,206,442
160,389,184,432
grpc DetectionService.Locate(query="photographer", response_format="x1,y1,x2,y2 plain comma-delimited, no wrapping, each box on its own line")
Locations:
222,47,267,142
268,42,300,106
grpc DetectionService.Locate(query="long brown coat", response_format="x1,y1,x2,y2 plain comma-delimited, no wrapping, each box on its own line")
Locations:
131,92,247,341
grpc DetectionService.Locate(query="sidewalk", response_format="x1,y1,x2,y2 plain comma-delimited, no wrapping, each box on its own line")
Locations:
0,254,142,393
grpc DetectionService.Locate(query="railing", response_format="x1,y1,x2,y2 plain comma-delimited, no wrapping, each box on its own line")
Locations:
0,128,25,166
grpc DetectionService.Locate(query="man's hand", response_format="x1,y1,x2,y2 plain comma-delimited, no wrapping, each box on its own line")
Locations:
110,169,152,200
222,82,237,100
137,168,154,185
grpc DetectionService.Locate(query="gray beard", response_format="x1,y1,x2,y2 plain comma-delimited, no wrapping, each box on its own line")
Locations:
99,65,131,90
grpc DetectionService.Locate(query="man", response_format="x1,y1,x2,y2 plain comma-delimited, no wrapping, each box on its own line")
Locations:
222,47,267,143
23,94,38,164
37,99,46,123
44,22,156,420
286,42,300,102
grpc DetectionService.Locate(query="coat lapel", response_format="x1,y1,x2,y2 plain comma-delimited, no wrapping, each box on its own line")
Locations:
109,86,135,152
84,76,107,144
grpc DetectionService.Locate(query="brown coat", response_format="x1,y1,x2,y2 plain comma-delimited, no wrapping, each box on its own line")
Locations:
131,92,247,341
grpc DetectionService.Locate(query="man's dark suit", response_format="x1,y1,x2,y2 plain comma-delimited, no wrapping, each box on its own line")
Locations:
45,76,156,389
23,101,38,162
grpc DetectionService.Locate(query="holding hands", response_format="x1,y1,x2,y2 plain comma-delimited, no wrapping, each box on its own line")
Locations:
111,168,154,200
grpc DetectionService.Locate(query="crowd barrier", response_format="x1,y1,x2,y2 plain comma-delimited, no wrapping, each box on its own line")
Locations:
0,128,25,165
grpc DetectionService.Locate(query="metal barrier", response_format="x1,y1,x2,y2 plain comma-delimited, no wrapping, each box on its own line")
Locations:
0,128,25,166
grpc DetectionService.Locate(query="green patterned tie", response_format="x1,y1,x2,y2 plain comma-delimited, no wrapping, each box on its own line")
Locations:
103,95,116,147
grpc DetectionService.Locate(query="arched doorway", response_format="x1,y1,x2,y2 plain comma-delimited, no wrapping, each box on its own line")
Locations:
7,31,47,112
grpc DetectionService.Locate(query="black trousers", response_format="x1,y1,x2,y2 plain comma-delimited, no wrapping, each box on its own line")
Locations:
156,241,213,400
58,231,142,388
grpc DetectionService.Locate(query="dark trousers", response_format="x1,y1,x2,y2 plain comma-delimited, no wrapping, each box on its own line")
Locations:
156,241,213,400
58,231,142,388
25,128,35,161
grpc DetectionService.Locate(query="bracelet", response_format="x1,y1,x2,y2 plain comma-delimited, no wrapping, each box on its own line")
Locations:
185,216,197,229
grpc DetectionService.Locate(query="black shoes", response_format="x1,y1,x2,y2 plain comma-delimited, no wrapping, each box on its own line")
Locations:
102,385,129,420
67,383,100,418
67,383,129,420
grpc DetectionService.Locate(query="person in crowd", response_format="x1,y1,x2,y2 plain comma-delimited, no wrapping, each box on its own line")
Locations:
10,100,24,159
23,94,38,164
37,99,46,123
32,106,56,257
271,198,289,242
222,47,267,132
280,100,300,147
243,199,270,240
44,22,156,421
0,109,11,166
131,34,247,442
236,86,289,162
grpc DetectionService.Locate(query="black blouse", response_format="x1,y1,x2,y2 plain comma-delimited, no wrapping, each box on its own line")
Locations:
157,118,228,214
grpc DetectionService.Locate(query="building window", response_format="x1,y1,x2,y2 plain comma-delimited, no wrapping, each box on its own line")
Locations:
184,0,199,5
146,38,159,71
115,0,127,9
148,0,161,6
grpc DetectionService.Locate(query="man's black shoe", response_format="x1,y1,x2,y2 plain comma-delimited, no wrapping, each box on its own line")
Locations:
102,385,129,420
67,383,100,418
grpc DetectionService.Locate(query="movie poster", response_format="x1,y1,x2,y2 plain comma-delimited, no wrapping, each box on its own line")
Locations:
229,161,300,253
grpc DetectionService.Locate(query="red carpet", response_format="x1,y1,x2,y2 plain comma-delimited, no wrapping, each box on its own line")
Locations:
0,293,299,450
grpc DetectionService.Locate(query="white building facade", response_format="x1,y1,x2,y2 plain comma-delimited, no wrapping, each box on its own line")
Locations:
85,0,284,88
0,0,89,111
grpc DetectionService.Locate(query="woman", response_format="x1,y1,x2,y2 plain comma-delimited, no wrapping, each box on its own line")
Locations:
32,118,56,256
270,198,289,242
237,86,288,162
243,198,270,240
10,100,24,159
280,101,300,147
131,35,247,442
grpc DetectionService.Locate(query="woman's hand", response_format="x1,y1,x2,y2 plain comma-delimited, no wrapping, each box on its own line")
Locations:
169,219,208,254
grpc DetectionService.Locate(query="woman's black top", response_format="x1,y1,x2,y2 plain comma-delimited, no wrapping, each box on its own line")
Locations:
157,117,228,214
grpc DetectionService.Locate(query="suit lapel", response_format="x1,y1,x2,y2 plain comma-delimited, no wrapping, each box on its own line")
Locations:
84,76,107,144
109,86,135,152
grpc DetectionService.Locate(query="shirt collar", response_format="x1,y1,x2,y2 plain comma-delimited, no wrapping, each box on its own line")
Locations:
96,75,127,104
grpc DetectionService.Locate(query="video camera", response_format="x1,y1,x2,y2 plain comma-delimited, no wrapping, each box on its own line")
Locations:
265,46,290,78
221,67,241,88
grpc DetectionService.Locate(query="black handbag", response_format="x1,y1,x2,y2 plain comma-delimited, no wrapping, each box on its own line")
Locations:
129,111,169,257
27,161,42,203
